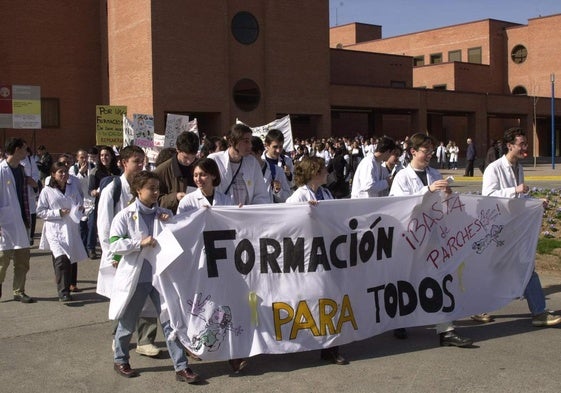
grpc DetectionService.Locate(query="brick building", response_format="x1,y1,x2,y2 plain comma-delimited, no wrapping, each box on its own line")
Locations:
2,0,560,158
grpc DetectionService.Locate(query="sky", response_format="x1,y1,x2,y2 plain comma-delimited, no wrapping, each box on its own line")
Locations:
329,0,561,38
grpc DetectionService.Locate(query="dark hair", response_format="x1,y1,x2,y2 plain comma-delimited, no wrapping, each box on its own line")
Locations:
375,136,397,153
98,145,119,174
5,138,26,155
154,147,176,167
293,156,325,187
194,158,221,187
503,127,526,145
264,129,284,145
176,131,200,154
119,145,144,162
226,123,252,147
408,133,436,151
130,170,160,199
88,146,99,155
48,161,69,189
251,136,265,155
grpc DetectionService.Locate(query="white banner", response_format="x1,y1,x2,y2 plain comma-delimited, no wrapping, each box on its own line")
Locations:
164,114,199,148
122,115,134,147
237,115,294,152
133,114,155,148
153,193,541,360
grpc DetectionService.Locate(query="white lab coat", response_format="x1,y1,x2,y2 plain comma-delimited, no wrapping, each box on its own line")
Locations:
482,155,524,198
207,150,270,205
177,187,233,214
36,184,87,262
351,155,390,198
389,165,442,196
0,160,30,250
96,174,132,298
21,155,40,214
286,185,333,203
259,155,292,203
107,202,171,320
69,162,95,216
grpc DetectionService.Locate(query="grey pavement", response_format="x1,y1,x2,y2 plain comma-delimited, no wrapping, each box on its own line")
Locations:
1,164,561,393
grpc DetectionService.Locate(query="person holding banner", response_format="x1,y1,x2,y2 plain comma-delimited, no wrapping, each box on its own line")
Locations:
482,127,561,327
208,124,269,205
153,131,199,214
109,171,201,383
351,136,396,198
286,156,348,365
389,133,473,348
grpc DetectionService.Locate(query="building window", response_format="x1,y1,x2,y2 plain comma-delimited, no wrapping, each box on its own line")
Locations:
448,50,461,62
512,85,528,95
468,47,482,64
41,97,60,128
231,11,259,45
233,79,260,111
433,84,447,90
390,80,406,88
511,45,528,64
413,56,425,67
430,53,443,64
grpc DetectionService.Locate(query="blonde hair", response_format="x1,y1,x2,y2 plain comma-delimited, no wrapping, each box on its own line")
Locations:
293,156,325,187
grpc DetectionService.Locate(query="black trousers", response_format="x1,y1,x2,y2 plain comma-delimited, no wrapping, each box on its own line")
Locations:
52,254,71,297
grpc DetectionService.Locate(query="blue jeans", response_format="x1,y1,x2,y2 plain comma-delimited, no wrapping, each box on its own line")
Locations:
524,270,546,316
114,282,188,371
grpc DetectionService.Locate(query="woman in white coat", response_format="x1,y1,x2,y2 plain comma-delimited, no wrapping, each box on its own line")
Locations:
109,170,200,383
176,158,250,374
286,156,347,365
177,158,233,214
389,133,473,348
37,162,87,301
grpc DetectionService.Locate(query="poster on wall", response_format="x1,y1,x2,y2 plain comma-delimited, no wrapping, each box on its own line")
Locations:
96,105,127,145
0,85,42,129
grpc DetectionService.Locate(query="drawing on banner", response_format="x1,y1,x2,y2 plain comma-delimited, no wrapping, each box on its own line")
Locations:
190,303,243,352
165,114,198,148
133,114,154,148
472,225,504,254
123,115,134,146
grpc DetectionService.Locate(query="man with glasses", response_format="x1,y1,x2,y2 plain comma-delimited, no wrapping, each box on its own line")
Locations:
390,133,473,347
153,131,199,214
350,136,396,198
482,127,561,327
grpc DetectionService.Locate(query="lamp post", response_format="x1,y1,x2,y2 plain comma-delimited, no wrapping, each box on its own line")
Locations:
551,73,556,169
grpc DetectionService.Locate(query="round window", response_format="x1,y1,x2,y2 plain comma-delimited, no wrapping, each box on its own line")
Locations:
231,12,259,45
511,45,528,64
233,79,261,111
512,85,527,95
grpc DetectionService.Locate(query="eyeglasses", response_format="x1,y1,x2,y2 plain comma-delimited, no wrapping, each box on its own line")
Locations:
417,148,434,156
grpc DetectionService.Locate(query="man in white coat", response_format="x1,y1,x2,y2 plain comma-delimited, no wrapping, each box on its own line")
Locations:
262,129,292,202
208,123,270,205
96,145,161,357
0,138,34,303
482,127,561,327
351,136,396,198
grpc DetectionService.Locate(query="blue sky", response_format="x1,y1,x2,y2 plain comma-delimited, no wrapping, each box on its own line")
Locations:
330,0,561,37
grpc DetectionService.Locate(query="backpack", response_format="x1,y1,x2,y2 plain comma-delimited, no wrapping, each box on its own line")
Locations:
98,175,122,211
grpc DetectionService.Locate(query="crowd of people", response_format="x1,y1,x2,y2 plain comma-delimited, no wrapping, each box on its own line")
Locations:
0,125,557,384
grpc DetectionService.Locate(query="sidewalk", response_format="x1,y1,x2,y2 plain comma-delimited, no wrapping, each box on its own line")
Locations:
2,226,561,392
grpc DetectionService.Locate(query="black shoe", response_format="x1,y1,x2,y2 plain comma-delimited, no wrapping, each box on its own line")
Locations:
228,358,247,373
114,363,138,378
439,330,473,347
0,284,2,299
176,368,201,383
320,347,349,365
13,293,35,303
393,328,408,339
59,294,72,302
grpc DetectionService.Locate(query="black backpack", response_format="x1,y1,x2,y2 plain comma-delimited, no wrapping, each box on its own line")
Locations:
98,175,122,211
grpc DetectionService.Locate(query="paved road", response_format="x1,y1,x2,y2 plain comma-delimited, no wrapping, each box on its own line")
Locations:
1,164,561,393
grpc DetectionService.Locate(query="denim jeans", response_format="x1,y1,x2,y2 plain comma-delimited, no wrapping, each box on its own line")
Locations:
114,282,188,371
524,270,546,316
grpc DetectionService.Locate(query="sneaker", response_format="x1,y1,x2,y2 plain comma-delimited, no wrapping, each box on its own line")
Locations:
471,313,493,323
13,292,35,303
532,311,561,327
136,343,160,357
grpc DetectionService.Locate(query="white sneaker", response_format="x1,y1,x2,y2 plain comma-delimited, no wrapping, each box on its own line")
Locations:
136,343,160,357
